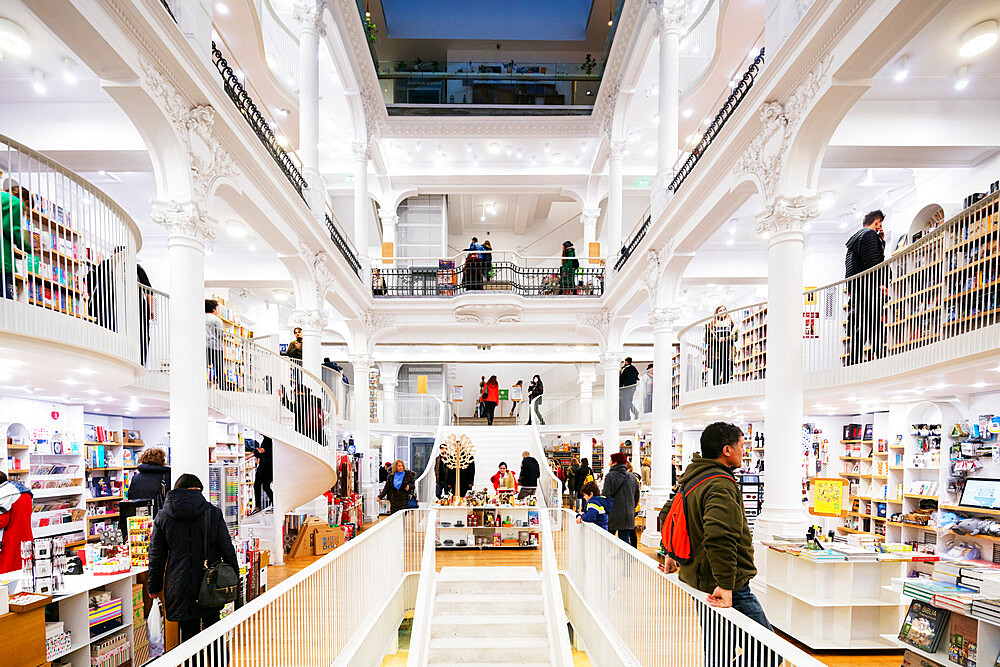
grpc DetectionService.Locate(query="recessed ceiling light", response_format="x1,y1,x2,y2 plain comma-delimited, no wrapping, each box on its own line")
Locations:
414,141,422,152
215,3,230,15
505,147,513,156
32,69,46,95
960,20,999,58
0,18,30,57
273,290,289,303
972,382,988,389
551,153,563,165
530,156,537,167
954,65,970,90
726,238,734,246
466,143,472,153
892,56,908,82
472,156,479,166
516,150,523,159
682,108,693,118
487,142,500,155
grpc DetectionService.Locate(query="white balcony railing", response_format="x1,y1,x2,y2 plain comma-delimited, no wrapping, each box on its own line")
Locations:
679,301,768,401
253,0,299,94
679,0,721,94
0,133,143,364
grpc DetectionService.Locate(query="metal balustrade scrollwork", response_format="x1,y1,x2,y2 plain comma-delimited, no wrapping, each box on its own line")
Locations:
613,214,651,272
374,260,604,297
210,42,308,199
668,47,765,195
324,214,362,278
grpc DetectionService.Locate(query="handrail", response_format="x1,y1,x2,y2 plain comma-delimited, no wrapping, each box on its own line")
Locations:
325,213,362,278
669,47,766,194
378,71,603,82
539,508,573,666
210,41,308,199
377,260,604,298
614,212,652,271
144,509,414,667
406,508,438,667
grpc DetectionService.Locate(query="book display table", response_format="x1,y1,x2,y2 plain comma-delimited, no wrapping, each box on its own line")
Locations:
434,505,540,549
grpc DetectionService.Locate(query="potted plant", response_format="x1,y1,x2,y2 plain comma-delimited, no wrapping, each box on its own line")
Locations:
395,60,409,72
364,16,378,45
414,56,424,71
581,54,597,74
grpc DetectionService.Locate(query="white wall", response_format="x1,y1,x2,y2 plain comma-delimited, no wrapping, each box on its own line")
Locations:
447,362,585,416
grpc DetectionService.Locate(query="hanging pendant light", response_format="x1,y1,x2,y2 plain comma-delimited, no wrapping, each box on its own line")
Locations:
365,2,371,19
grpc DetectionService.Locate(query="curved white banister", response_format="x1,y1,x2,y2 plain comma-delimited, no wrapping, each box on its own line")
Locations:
406,508,438,667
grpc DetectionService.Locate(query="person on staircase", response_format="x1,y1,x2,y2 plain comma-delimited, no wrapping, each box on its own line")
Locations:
526,375,544,425
518,450,540,499
603,452,640,547
490,462,518,494
483,375,500,425
377,460,415,515
250,436,273,512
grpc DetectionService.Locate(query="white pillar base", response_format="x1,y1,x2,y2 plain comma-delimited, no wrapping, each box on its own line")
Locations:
753,504,811,542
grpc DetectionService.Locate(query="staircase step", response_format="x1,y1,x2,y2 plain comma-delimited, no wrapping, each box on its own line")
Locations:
435,579,542,596
427,637,550,663
427,663,551,667
432,593,544,616
431,614,547,638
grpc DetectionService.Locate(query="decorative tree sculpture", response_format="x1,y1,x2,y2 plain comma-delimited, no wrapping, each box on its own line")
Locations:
441,433,476,499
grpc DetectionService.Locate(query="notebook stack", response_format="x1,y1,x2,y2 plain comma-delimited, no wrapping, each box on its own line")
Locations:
798,549,847,562
958,564,1000,592
830,544,879,561
971,598,1000,626
903,580,977,603
932,589,980,614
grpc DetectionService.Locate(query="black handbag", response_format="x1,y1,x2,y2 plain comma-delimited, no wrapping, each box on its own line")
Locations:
196,512,239,608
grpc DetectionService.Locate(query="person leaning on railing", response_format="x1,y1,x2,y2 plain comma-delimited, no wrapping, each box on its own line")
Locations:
0,180,30,300
559,240,578,294
844,210,887,365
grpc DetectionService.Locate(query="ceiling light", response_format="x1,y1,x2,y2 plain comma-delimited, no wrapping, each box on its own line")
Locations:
60,378,80,386
85,389,102,396
505,148,513,157
488,203,497,215
487,142,500,155
682,108,693,118
273,290,290,303
466,143,472,153
959,20,999,58
365,3,371,19
516,150,523,159
0,18,30,56
860,169,874,186
414,141,422,152
972,382,988,389
248,243,257,252
530,156,537,167
32,69,46,95
819,191,835,210
551,153,563,164
62,58,78,84
76,367,98,375
643,145,655,157
892,56,908,82
226,221,246,237
573,156,580,165
544,143,551,153
435,152,447,164
955,65,970,90
93,407,102,412
581,142,589,151
472,156,479,166
726,238,734,247
215,2,229,15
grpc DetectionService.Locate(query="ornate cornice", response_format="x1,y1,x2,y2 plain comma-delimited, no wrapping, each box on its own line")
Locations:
360,308,396,335
296,242,334,305
648,306,681,331
591,0,641,133
453,303,523,326
290,308,328,331
348,353,374,371
754,195,820,237
151,199,215,242
329,0,386,133
581,309,613,338
293,0,326,37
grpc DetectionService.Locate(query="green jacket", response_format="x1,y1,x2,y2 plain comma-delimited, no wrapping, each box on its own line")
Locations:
1,191,28,274
669,454,756,594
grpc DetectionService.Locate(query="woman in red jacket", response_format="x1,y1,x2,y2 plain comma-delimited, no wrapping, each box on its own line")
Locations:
483,375,500,425
490,462,518,494
0,471,33,574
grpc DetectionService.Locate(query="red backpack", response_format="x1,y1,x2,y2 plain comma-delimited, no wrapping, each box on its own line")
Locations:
661,471,737,564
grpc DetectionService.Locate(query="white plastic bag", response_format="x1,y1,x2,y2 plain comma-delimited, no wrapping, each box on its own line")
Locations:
147,597,165,658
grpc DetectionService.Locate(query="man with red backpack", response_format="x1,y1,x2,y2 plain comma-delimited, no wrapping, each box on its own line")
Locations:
661,422,771,631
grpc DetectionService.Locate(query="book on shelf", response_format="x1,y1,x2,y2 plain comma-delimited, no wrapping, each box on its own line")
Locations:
948,614,977,667
900,600,951,654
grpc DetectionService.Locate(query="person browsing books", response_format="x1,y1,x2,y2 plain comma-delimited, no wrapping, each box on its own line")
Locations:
575,480,610,531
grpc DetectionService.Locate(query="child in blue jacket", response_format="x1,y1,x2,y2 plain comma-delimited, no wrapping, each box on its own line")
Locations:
576,480,612,530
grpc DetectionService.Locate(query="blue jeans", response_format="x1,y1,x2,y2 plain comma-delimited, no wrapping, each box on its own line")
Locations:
700,585,778,667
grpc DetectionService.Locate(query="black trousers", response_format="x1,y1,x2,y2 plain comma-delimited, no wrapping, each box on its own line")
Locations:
178,610,221,643
484,401,497,425
254,473,273,508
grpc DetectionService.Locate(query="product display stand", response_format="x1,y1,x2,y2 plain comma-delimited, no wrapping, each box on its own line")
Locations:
434,505,539,549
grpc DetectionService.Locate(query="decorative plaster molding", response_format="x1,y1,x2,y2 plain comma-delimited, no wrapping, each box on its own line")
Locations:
290,308,328,331
600,80,623,138
609,139,628,161
639,241,676,298
378,208,399,227
648,306,681,330
351,140,372,163
591,0,641,134
329,0,386,133
293,0,326,37
650,0,685,36
453,303,523,326
581,208,601,226
348,353,374,371
360,308,396,335
296,242,335,305
754,195,820,237
600,350,622,371
581,309,613,338
150,199,216,242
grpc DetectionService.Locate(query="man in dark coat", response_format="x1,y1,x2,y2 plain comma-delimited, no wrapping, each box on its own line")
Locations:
518,450,541,499
251,436,273,511
433,444,451,498
845,210,886,365
602,452,640,547
619,357,640,420
148,474,239,643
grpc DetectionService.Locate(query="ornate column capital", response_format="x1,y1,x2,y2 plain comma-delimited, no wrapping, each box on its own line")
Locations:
360,308,396,336
754,195,820,238
290,308,327,332
581,208,601,226
650,0,686,37
649,306,681,332
378,208,399,227
578,364,598,386
351,140,372,163
293,0,326,37
151,200,216,243
348,353,374,372
600,350,622,372
609,140,628,161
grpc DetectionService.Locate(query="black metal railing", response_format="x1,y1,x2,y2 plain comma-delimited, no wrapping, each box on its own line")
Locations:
210,42,308,199
373,261,604,298
614,214,651,272
325,214,362,278
668,48,765,195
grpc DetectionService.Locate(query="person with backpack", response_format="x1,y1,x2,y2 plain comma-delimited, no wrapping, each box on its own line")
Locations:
661,422,770,630
603,452,640,547
575,481,610,530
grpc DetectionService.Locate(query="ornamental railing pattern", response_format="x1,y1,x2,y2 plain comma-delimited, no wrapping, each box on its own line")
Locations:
668,47,765,195
325,214,362,278
210,42,308,199
614,214,651,272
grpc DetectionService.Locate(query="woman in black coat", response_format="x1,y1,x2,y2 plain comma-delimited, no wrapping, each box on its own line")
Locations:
126,447,171,515
378,460,416,514
148,474,239,642
574,457,592,509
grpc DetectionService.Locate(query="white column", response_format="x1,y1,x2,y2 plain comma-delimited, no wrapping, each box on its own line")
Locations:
651,1,685,218
578,364,597,425
601,351,621,476
581,207,601,263
753,196,818,541
642,306,680,547
352,141,371,268
151,201,212,489
379,362,401,425
378,207,398,263
350,353,374,483
291,309,325,380
607,141,626,260
294,0,324,214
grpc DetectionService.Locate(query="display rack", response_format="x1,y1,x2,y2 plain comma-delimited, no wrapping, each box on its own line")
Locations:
734,307,767,382
434,505,539,549
671,343,680,409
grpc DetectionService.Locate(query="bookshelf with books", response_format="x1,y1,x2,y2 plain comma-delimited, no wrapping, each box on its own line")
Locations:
671,343,680,409
734,307,767,382
941,189,999,334
208,292,254,391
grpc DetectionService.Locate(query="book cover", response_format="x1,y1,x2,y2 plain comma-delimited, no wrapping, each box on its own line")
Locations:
899,601,951,654
948,614,977,666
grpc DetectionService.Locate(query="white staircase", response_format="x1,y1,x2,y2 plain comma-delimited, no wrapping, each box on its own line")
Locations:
426,567,553,666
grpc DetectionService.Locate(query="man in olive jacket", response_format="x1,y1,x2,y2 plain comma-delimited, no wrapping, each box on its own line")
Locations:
664,422,771,631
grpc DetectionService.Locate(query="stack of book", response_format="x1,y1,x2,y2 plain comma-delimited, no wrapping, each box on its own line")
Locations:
932,590,980,614
903,580,976,603
798,549,847,562
971,598,1000,625
898,600,951,654
830,544,879,561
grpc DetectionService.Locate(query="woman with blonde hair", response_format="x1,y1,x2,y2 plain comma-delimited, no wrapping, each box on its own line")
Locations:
127,447,171,515
378,459,416,514
640,456,652,487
